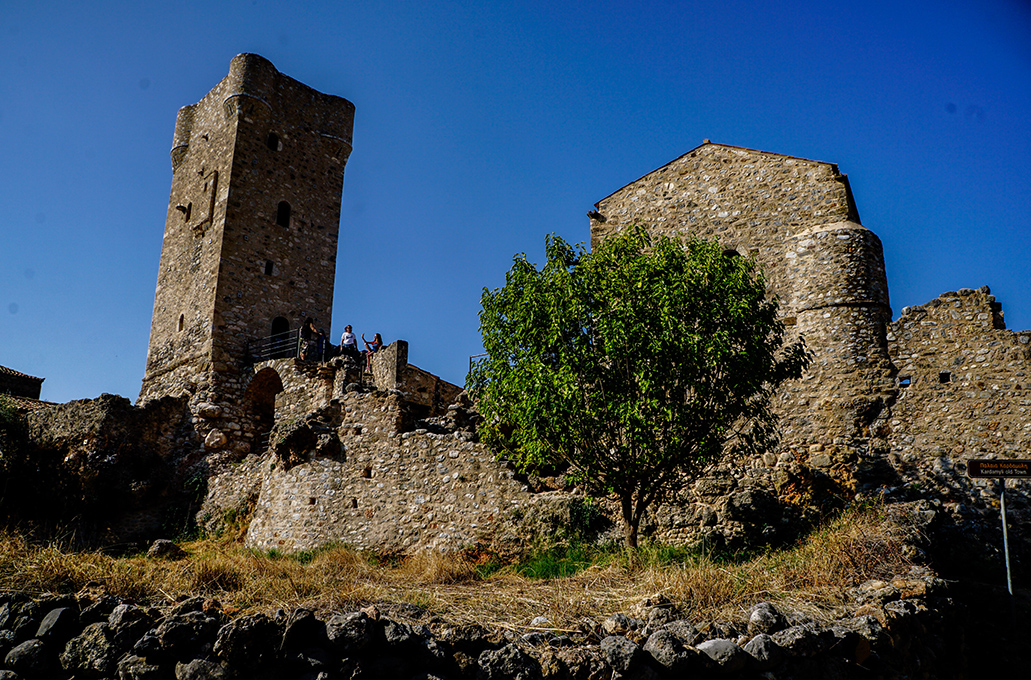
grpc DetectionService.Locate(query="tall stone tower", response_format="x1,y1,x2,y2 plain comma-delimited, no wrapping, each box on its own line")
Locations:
139,54,354,452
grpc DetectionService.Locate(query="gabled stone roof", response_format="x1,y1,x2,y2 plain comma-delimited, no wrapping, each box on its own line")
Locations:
594,140,841,207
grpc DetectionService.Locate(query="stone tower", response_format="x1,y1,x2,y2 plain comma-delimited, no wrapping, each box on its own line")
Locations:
139,54,354,453
590,142,896,480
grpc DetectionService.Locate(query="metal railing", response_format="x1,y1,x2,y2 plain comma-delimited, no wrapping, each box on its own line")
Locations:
249,329,304,362
248,329,350,364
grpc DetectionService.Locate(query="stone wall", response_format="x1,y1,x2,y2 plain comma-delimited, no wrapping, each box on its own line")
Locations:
224,390,530,553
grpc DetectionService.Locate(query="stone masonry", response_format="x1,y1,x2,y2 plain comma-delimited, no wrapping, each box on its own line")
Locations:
591,142,1030,549
124,58,1029,555
139,54,354,463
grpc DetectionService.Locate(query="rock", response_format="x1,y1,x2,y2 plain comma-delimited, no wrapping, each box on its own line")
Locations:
600,635,645,674
195,403,222,418
204,428,228,449
61,622,117,676
642,629,704,674
35,607,79,644
771,624,831,657
828,625,871,664
601,613,634,636
281,609,327,652
108,603,157,653
661,620,703,646
5,639,49,677
213,613,280,668
477,643,542,680
747,602,787,635
155,611,221,659
175,657,228,679
0,630,16,660
696,638,749,673
743,633,783,671
118,653,165,679
847,614,888,646
325,611,373,656
554,646,607,680
147,539,187,560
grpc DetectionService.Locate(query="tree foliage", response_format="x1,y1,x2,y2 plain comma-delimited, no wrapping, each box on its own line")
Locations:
468,227,810,548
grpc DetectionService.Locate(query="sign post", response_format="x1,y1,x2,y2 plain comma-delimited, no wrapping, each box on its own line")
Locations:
967,459,1030,597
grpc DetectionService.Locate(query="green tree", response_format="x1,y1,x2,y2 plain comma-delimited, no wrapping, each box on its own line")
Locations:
468,227,810,548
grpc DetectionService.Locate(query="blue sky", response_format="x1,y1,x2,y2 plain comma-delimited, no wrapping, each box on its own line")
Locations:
2,0,1029,404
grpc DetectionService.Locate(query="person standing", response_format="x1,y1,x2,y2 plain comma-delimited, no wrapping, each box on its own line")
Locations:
340,325,360,363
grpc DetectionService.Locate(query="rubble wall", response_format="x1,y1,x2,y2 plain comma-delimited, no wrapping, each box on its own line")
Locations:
243,391,531,553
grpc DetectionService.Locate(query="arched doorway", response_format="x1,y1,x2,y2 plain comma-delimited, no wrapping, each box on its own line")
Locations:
270,316,292,359
243,367,284,454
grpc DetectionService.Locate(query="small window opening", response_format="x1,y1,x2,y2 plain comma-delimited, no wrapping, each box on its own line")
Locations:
266,132,280,151
264,260,274,276
939,371,952,384
177,314,185,332
899,376,912,388
308,497,316,506
363,466,373,479
276,201,291,227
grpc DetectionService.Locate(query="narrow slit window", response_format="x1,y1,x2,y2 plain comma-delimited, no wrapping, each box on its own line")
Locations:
276,201,291,227
178,314,185,332
266,132,280,151
264,260,274,275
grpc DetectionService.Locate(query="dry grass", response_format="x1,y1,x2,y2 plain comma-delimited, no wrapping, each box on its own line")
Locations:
0,501,913,630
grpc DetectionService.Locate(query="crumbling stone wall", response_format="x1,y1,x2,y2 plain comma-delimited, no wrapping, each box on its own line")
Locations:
212,390,531,554
8,394,197,544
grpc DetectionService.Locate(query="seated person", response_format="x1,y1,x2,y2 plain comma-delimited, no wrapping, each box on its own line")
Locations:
362,332,383,370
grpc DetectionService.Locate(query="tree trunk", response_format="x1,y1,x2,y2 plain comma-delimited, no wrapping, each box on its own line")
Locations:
621,495,639,549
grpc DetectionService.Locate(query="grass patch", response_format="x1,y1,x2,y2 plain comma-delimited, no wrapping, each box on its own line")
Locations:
0,499,914,628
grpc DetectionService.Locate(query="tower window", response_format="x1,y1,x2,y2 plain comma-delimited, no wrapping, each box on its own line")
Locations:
264,260,274,275
899,376,912,388
939,371,952,384
178,314,185,332
266,132,280,151
276,201,291,227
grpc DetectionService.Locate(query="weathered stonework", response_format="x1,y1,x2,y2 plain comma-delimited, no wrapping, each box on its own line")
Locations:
592,143,1030,551
243,390,530,553
76,57,1025,557
139,53,354,461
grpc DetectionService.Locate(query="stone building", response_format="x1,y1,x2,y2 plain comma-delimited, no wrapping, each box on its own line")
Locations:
128,57,1027,554
0,365,44,401
590,142,1030,546
138,53,355,459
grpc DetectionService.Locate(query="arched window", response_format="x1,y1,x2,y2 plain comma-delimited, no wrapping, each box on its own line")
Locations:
276,201,291,227
266,132,280,151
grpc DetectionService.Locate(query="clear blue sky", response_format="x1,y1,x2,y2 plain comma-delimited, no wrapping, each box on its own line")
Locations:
2,0,1029,404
